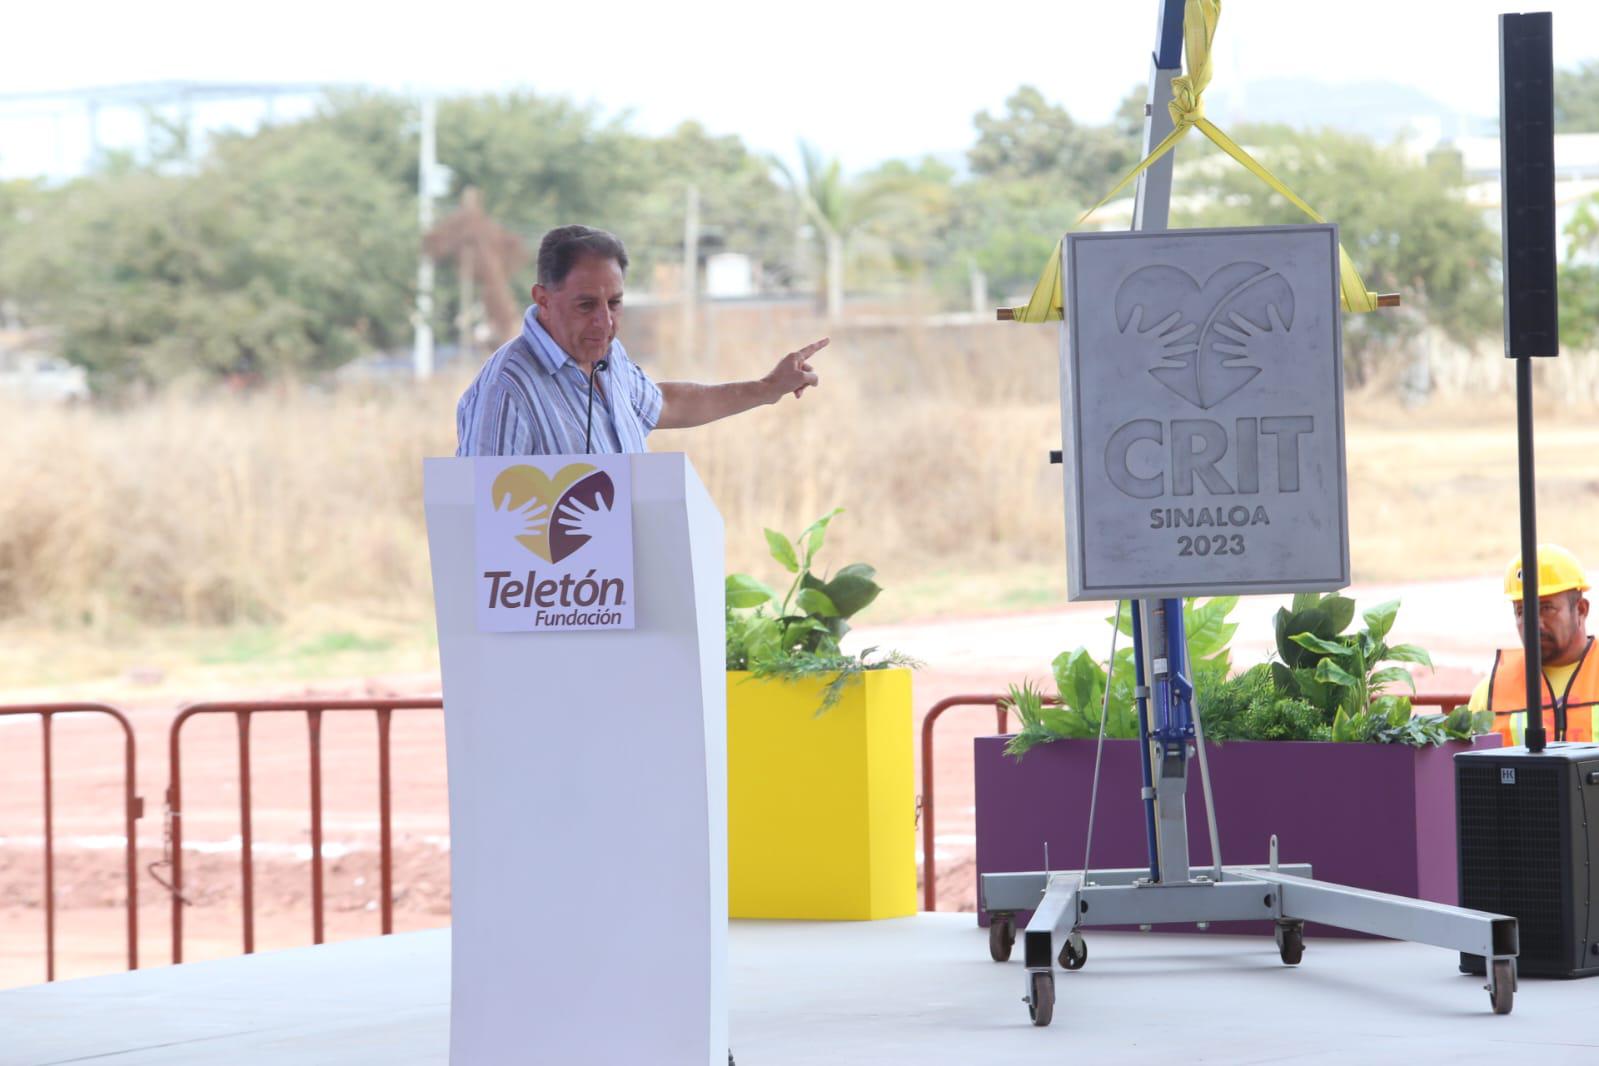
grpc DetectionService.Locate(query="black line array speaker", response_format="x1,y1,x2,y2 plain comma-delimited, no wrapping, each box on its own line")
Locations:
1499,12,1560,358
1455,744,1599,977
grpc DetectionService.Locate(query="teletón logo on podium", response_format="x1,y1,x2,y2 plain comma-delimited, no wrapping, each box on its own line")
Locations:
472,455,635,633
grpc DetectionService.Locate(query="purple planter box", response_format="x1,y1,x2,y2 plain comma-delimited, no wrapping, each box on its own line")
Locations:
974,734,1504,937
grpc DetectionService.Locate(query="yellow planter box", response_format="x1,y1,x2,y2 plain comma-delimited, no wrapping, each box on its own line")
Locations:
727,668,917,920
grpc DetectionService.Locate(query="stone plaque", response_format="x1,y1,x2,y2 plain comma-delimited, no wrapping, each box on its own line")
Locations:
1060,224,1349,600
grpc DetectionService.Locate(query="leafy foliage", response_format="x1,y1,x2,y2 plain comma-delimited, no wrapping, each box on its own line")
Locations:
1175,124,1500,360
1004,598,1238,757
1272,593,1433,724
1559,195,1599,351
0,127,415,391
725,509,912,713
751,646,920,717
628,122,794,285
1556,61,1599,134
1001,679,1064,758
1373,706,1495,747
968,85,1140,203
1007,595,1486,758
0,89,797,392
0,78,1538,390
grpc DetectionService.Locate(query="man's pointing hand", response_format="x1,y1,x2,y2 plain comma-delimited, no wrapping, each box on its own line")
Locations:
764,337,829,401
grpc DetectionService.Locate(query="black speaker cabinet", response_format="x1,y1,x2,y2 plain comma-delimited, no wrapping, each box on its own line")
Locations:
1499,11,1559,358
1455,744,1599,977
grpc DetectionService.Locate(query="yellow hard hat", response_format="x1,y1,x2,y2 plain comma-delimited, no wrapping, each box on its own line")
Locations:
1504,543,1590,600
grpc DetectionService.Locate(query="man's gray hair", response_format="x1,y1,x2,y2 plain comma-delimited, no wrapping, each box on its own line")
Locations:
537,225,629,287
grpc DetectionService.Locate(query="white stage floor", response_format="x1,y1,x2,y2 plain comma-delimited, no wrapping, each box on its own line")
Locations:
4,913,1597,1065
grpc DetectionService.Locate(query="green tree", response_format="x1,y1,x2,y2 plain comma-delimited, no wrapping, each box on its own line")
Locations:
775,142,862,320
969,85,1139,204
1556,61,1599,133
850,156,958,293
1174,125,1500,380
438,92,645,255
1112,82,1149,143
948,84,1146,309
945,177,1085,305
1,126,415,391
622,121,794,286
0,178,47,319
1559,195,1599,350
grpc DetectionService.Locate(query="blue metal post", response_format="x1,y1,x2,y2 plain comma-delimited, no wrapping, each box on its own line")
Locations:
1129,606,1161,882
1154,0,1185,69
1156,597,1196,753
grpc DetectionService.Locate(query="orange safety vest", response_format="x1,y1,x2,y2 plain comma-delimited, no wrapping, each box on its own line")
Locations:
1486,638,1599,745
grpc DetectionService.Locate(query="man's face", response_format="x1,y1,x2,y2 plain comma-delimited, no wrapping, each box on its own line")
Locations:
1512,591,1590,665
531,254,624,367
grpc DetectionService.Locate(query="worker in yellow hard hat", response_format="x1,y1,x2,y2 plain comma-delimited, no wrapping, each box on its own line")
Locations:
1467,544,1598,745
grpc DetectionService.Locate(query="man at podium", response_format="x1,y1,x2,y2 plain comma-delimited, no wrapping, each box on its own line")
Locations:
456,223,827,456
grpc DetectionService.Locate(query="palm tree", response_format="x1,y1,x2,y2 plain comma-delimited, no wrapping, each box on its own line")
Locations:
775,142,852,321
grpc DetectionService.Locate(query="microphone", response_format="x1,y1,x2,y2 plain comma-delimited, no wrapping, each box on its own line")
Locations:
584,359,610,454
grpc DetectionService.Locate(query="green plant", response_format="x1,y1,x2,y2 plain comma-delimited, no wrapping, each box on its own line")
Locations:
1002,679,1065,758
725,508,882,668
1272,593,1436,742
1004,597,1241,757
725,509,913,713
748,645,919,715
1006,594,1488,756
1372,706,1494,747
1241,695,1329,742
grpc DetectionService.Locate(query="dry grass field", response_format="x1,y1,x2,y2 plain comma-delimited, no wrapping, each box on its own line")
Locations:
3,314,1599,691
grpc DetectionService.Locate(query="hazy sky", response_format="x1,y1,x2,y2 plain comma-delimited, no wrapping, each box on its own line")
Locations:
11,0,1599,170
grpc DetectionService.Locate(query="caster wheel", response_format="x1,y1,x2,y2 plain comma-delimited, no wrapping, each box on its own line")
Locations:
1058,932,1087,971
1026,970,1055,1027
1275,921,1304,966
989,915,1016,962
1489,958,1516,1015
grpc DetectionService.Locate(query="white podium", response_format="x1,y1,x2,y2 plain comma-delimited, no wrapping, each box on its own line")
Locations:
424,453,727,1065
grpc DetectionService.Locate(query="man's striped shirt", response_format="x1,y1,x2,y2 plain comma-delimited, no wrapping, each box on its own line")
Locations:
455,305,662,456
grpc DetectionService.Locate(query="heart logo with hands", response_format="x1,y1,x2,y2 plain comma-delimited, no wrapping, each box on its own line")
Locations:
488,463,618,563
1113,261,1296,410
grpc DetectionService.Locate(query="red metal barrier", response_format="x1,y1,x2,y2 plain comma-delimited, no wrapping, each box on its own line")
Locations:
165,699,442,964
0,704,141,982
918,691,1475,912
919,695,1016,913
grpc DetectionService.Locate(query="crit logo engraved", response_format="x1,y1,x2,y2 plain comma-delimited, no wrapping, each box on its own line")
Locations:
1115,261,1296,410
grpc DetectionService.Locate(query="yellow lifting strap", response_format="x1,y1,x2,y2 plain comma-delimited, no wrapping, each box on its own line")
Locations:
1004,0,1389,323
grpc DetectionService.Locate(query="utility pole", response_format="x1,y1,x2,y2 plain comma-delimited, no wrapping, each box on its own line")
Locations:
681,184,700,360
413,94,438,381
